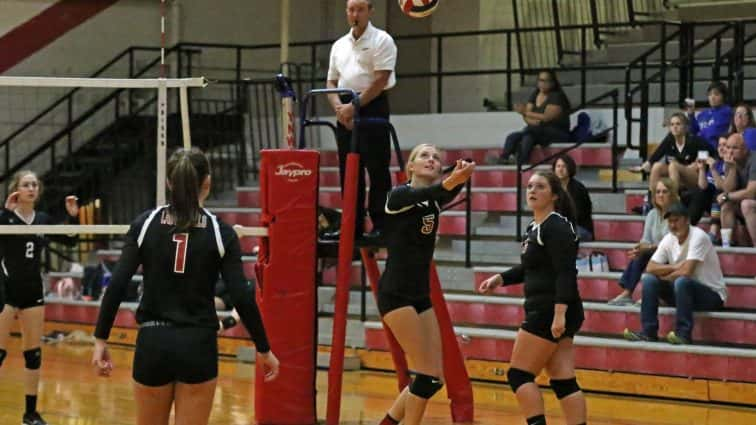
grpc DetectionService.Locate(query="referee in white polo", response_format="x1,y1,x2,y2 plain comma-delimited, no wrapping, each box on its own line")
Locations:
325,0,397,243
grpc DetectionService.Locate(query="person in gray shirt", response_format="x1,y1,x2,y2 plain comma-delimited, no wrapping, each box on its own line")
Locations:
717,133,756,247
608,178,679,305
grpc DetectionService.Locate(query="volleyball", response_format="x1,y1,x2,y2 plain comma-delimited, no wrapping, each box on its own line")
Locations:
398,0,439,18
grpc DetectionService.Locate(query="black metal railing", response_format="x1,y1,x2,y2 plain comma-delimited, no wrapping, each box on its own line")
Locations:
441,172,474,269
511,0,667,69
624,20,756,160
0,45,200,186
515,88,620,241
712,23,756,104
3,16,756,223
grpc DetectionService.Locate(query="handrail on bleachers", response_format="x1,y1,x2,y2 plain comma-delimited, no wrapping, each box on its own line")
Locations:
514,88,620,241
624,19,756,161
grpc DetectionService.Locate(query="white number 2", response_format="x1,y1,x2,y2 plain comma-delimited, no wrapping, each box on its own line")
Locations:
25,241,34,259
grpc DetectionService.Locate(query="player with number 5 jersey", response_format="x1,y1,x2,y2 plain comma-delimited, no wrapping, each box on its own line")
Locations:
92,148,279,425
375,144,474,425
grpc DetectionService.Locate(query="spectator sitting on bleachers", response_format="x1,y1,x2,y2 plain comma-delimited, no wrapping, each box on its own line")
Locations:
687,81,733,151
624,202,726,345
609,178,678,305
717,132,756,247
631,112,715,219
729,103,755,135
552,154,594,241
498,70,571,165
693,135,728,244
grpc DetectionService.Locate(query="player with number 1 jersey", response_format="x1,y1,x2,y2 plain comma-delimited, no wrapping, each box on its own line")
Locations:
92,149,278,425
94,206,265,332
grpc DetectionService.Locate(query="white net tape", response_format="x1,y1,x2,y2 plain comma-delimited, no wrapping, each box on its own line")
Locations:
0,77,207,89
0,224,267,237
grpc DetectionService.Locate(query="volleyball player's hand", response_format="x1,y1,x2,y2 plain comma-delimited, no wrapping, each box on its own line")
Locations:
92,339,113,377
478,274,502,294
4,191,19,210
258,351,280,382
443,160,475,189
65,195,79,217
551,314,566,339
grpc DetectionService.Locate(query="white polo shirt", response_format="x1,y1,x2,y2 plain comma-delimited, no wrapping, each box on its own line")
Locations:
651,225,727,301
327,22,397,93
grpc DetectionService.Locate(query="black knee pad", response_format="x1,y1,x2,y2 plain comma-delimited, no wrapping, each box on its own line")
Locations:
526,414,547,425
0,349,6,367
23,348,41,370
550,377,580,399
507,367,535,393
409,373,443,399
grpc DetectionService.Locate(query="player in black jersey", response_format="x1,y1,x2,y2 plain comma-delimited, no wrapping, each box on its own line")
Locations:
479,171,586,425
91,148,279,425
0,170,79,425
376,144,474,425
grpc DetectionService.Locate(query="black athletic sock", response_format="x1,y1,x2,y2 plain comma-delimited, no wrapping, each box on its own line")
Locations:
379,413,399,425
25,395,37,414
526,414,547,425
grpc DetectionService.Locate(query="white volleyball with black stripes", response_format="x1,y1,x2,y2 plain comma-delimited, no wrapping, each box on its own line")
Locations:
398,0,440,18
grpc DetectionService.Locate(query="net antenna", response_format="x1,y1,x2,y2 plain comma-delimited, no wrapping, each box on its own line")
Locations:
0,76,207,205
274,74,297,149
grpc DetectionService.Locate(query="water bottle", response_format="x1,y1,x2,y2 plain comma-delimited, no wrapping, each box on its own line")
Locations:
710,201,721,220
641,192,651,216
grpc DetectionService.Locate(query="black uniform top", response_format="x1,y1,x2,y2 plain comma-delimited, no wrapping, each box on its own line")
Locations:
499,212,581,312
0,208,78,284
378,182,463,299
94,206,270,353
648,133,715,165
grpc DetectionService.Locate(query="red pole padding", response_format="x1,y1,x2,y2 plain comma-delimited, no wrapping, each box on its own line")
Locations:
255,150,319,425
360,248,412,391
429,261,475,422
326,152,360,425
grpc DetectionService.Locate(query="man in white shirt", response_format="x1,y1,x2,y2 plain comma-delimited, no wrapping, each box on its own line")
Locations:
624,202,726,344
323,0,397,243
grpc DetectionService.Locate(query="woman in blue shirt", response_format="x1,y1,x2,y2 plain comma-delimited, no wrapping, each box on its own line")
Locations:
687,81,733,150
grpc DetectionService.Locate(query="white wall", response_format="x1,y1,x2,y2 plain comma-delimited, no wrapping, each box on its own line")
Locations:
0,0,54,37
315,107,668,151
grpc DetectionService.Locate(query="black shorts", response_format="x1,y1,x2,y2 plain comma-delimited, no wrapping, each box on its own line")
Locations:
3,278,44,309
133,325,218,386
520,304,584,343
377,291,432,316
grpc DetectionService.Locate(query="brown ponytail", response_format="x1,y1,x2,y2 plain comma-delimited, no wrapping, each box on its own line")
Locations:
166,148,210,231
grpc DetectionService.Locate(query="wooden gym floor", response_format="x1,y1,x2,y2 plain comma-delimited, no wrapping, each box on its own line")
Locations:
0,337,754,424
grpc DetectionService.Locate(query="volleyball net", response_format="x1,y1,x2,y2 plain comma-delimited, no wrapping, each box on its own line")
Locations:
0,76,320,424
